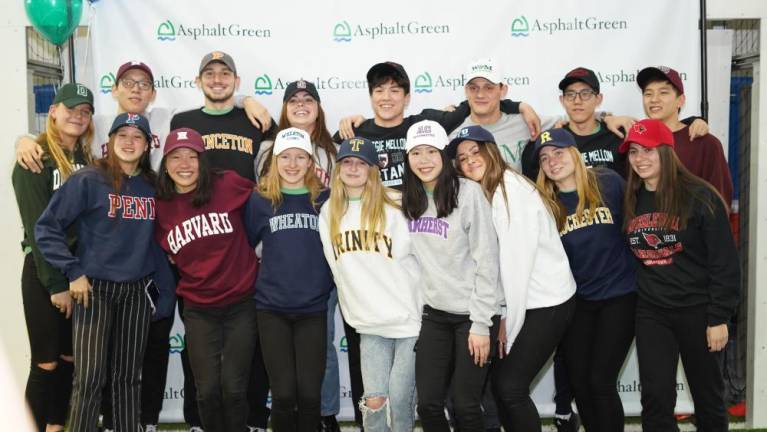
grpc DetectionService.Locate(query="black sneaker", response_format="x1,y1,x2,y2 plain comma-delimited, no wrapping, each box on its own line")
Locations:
317,415,341,432
553,412,581,432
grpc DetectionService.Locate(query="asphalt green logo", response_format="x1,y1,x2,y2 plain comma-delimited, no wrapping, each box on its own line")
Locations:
333,20,352,42
169,333,185,353
157,20,176,41
254,74,273,95
511,16,530,37
339,336,348,352
414,72,433,94
99,72,116,94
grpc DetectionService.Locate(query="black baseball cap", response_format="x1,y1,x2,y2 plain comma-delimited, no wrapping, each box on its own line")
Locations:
446,125,496,159
558,67,600,93
283,79,321,103
53,83,95,112
366,61,410,89
337,137,379,167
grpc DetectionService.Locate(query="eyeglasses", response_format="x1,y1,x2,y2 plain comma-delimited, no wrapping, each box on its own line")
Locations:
120,78,153,91
563,89,597,102
65,106,93,118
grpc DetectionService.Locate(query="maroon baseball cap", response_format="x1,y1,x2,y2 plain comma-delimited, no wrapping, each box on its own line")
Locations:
619,119,675,153
164,128,205,155
116,61,154,82
637,66,684,95
558,67,600,93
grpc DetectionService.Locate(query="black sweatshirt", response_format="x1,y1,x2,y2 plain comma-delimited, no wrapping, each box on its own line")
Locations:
626,185,740,325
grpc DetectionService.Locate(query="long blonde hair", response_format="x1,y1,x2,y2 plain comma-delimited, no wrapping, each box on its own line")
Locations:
257,150,323,210
38,103,94,179
536,146,603,231
328,162,400,249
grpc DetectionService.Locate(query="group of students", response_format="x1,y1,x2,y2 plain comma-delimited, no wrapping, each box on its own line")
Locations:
12,51,740,432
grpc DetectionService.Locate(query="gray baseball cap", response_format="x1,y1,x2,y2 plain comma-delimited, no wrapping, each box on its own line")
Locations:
198,51,237,75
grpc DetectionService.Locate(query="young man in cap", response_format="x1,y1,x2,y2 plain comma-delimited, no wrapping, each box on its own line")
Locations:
637,65,733,206
170,51,274,432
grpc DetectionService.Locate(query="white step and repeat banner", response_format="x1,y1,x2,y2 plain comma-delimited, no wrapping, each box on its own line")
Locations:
87,0,702,422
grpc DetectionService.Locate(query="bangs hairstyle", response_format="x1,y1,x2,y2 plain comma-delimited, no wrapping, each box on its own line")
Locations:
402,149,458,220
624,145,724,231
327,161,400,249
39,103,95,180
156,150,219,207
367,74,410,96
94,127,156,192
535,146,604,231
257,149,324,211
258,101,337,181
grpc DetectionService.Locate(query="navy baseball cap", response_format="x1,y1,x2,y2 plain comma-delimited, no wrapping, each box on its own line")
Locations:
532,128,577,160
337,137,379,166
446,125,496,159
108,112,152,143
283,79,321,103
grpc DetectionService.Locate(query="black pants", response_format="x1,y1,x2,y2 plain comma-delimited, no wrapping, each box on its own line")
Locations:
21,254,73,430
636,298,728,431
257,309,327,432
416,305,499,432
342,317,363,425
68,278,153,432
492,296,575,432
102,314,175,428
561,293,636,432
183,298,257,432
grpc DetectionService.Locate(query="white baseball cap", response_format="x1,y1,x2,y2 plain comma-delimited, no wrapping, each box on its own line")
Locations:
466,58,502,84
405,120,448,153
273,127,312,155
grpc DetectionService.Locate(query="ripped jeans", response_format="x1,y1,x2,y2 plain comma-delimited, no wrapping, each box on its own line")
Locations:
359,334,417,432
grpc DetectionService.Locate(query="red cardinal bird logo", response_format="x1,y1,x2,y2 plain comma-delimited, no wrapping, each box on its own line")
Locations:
642,232,663,249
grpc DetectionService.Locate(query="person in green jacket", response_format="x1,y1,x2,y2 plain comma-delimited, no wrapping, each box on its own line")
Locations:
11,83,94,432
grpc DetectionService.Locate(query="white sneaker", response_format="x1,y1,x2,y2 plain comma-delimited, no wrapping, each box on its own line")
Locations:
142,425,158,432
189,427,205,432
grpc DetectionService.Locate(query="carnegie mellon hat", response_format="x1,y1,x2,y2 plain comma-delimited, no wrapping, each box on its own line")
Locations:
283,79,321,103
164,128,205,155
637,66,684,95
558,67,600,93
618,119,675,153
532,128,577,160
337,137,379,166
109,112,152,143
405,120,448,153
53,83,94,112
199,51,237,75
446,125,496,159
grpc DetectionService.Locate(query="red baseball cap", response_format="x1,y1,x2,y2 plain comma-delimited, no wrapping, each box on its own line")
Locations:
637,66,684,95
619,119,675,153
116,61,154,83
164,128,205,155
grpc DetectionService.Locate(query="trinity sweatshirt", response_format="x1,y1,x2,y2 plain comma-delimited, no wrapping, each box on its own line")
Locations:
626,185,740,325
319,196,422,338
35,167,156,283
246,188,333,313
155,171,257,307
493,171,576,350
408,179,500,336
557,169,635,301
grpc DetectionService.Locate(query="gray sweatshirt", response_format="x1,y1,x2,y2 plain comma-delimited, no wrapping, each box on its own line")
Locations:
408,178,501,335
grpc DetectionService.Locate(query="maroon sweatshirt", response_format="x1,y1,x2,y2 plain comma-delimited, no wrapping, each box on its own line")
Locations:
155,171,257,307
673,127,733,207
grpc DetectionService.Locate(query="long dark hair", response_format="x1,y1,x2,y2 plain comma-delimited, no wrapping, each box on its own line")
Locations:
94,132,155,191
156,150,220,207
402,149,459,220
258,99,337,179
624,145,724,230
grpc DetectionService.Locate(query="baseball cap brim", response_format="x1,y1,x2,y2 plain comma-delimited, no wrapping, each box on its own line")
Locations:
619,135,667,153
446,136,496,159
467,74,501,85
59,96,94,111
558,76,598,92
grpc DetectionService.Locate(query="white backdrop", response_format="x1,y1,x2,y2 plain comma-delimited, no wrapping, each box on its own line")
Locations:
86,0,703,422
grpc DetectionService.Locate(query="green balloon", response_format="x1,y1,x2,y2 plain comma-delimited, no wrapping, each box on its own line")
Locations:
25,0,83,46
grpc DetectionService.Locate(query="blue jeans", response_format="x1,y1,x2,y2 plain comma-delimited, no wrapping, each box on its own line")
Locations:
359,334,417,432
320,288,340,416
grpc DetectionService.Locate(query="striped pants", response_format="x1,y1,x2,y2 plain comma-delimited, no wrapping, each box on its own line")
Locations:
68,278,152,432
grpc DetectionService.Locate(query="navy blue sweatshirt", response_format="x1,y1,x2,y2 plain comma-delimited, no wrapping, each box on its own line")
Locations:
245,188,332,313
557,169,636,300
35,167,157,283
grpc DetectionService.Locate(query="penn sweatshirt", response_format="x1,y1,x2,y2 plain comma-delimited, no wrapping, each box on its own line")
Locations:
319,195,422,338
493,171,577,350
407,179,500,336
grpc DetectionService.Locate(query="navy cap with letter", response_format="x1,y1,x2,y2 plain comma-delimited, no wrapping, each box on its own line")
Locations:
283,79,321,103
53,83,95,112
446,125,497,159
337,137,379,166
109,112,152,143
531,128,577,160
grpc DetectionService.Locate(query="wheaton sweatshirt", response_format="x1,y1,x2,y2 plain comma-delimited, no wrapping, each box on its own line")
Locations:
319,195,422,338
493,171,577,350
246,188,333,313
408,179,500,336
